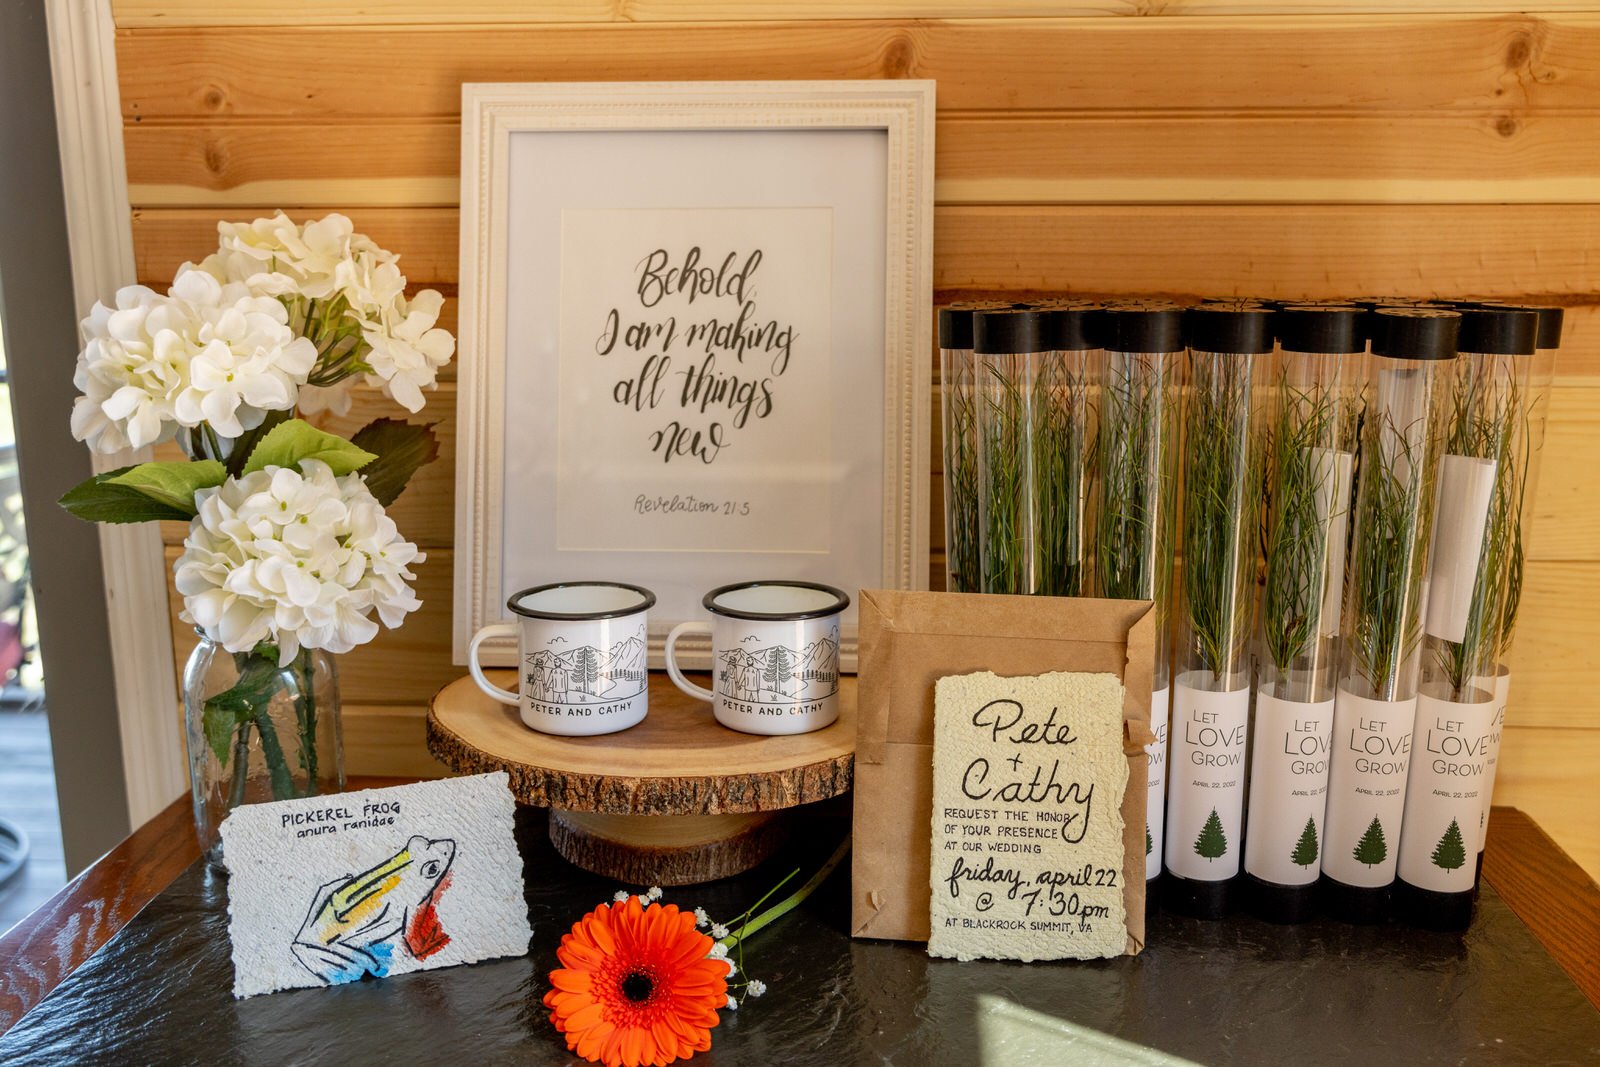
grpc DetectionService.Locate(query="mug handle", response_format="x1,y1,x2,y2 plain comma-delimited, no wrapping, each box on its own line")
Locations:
664,622,715,702
467,622,521,706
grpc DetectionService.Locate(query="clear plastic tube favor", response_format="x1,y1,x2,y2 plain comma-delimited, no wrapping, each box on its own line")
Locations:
939,305,981,593
1092,301,1184,883
1245,308,1364,916
1468,303,1563,872
1398,307,1537,929
1164,304,1272,917
1322,308,1458,922
1032,306,1100,596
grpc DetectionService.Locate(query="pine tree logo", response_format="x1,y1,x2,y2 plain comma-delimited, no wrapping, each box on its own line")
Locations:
1431,818,1467,871
763,645,793,691
571,646,600,696
1291,817,1319,867
1146,824,1153,856
1352,815,1387,867
1193,808,1227,861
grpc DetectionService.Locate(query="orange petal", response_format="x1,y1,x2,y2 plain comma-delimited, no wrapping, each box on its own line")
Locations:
550,969,595,993
588,913,618,956
621,1025,647,1066
566,1001,607,1032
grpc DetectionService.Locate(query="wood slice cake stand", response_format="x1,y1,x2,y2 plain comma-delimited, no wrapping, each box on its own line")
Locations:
427,671,855,885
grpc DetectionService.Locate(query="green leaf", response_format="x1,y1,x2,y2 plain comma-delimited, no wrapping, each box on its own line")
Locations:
202,700,239,766
224,408,291,477
59,466,194,524
242,418,376,477
201,654,284,765
349,418,441,506
104,460,226,515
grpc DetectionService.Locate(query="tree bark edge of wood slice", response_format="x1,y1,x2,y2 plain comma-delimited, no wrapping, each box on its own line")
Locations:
548,810,789,886
426,673,855,816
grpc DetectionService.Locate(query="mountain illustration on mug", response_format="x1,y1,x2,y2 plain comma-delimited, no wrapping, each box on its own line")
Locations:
716,631,839,702
525,630,647,704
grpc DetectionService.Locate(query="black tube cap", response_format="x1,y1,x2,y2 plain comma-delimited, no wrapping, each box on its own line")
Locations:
1395,878,1475,932
1475,303,1565,351
1162,873,1234,920
1244,874,1321,925
1276,306,1365,354
1369,307,1460,361
1101,300,1186,354
1040,305,1104,351
939,301,1022,349
1457,307,1538,356
1319,875,1392,925
1185,303,1275,354
938,306,974,349
973,308,1045,354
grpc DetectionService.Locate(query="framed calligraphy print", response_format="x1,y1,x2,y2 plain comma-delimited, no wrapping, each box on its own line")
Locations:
454,81,934,670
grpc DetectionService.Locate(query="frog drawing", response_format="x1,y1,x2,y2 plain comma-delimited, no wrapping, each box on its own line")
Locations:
290,835,456,984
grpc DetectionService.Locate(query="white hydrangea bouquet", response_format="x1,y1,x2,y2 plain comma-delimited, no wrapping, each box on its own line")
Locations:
60,212,451,826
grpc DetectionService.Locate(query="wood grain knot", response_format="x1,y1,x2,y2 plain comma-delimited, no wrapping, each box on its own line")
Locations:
202,139,227,176
882,33,916,79
202,85,226,111
1495,116,1519,139
1504,33,1533,71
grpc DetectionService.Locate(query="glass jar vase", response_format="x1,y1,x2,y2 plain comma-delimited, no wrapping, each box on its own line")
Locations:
183,633,344,865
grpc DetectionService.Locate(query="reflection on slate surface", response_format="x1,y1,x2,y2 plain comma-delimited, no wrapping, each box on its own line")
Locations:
3,806,1598,1066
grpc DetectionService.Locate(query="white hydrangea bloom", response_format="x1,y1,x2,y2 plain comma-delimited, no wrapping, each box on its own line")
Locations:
71,271,316,452
360,287,455,413
174,460,423,664
207,212,375,300
193,212,455,414
71,284,182,452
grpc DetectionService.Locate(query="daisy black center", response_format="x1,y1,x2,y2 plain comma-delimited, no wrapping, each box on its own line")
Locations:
621,972,654,1003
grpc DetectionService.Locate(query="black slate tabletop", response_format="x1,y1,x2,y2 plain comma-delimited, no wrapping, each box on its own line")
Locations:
3,807,1598,1066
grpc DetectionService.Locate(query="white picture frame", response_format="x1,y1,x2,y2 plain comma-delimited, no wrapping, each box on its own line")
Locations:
454,80,934,671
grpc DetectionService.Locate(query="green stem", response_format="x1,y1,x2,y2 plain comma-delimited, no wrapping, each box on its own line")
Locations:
227,720,254,808
719,835,851,951
251,699,298,801
299,655,319,793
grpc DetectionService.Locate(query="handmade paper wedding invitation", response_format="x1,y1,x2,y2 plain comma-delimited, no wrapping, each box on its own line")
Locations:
928,671,1129,961
221,772,531,998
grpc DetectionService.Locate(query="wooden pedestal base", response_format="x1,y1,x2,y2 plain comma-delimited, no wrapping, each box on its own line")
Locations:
548,810,788,885
426,671,856,885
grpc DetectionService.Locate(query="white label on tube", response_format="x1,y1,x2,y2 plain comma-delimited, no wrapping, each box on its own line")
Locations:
1322,688,1416,888
1473,668,1510,856
1146,685,1170,881
1397,692,1497,893
1425,453,1498,642
1244,690,1335,887
1313,448,1355,637
1164,678,1249,882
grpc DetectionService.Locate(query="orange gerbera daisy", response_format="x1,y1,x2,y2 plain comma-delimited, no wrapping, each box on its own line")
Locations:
544,896,730,1067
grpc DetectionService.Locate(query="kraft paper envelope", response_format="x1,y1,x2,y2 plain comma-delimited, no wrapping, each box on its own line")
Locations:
850,589,1156,953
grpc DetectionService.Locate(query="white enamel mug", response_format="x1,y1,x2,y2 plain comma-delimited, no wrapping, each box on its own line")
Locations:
665,580,850,736
467,582,655,736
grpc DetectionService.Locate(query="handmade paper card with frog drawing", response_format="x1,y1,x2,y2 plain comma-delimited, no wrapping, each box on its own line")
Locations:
221,772,532,998
928,671,1129,962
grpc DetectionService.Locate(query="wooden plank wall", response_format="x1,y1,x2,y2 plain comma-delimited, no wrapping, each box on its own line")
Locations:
111,4,1600,878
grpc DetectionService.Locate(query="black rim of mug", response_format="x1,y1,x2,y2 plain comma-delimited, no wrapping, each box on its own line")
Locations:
505,581,657,621
701,580,852,622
